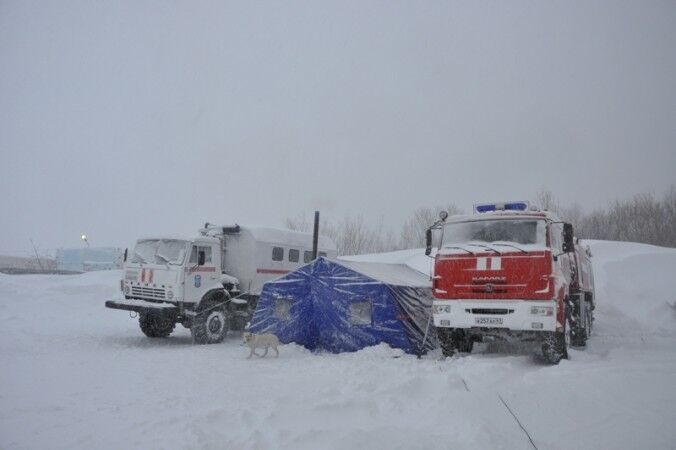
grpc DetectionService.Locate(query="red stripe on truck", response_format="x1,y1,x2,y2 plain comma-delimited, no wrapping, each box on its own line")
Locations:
257,268,291,274
185,267,217,273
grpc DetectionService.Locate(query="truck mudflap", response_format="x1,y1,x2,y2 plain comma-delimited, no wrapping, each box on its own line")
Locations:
105,299,179,315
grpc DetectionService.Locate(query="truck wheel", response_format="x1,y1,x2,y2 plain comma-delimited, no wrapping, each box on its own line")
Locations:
586,308,594,335
437,328,455,357
542,319,571,364
571,322,587,347
571,305,593,347
191,299,229,344
437,328,473,357
139,312,176,338
457,335,474,354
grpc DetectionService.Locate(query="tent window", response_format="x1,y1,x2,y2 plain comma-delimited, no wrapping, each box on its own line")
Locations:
349,300,372,325
319,251,327,258
272,247,284,261
274,298,292,320
304,251,313,263
289,249,300,263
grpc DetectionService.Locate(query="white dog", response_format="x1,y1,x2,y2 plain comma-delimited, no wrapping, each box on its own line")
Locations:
243,332,280,358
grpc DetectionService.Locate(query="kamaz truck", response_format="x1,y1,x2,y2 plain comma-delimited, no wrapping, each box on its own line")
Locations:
426,202,594,364
105,223,336,344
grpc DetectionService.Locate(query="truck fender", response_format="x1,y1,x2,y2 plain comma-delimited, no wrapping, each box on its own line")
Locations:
197,288,230,311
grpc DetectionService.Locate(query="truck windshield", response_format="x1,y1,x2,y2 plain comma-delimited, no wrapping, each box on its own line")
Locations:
130,239,188,265
442,219,546,247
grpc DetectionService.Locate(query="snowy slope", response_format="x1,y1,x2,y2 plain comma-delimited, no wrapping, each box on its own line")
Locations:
1,241,675,449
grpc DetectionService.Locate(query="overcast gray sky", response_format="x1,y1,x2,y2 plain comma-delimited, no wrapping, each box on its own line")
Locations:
1,0,674,254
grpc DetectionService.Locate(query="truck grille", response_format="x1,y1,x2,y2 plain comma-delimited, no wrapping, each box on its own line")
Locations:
131,286,166,300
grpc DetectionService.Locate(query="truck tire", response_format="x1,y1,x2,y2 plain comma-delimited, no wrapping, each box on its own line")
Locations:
542,319,571,364
571,306,594,347
191,297,229,344
139,312,176,338
437,328,473,357
570,295,591,347
586,306,594,335
457,335,474,354
437,328,455,357
570,321,587,347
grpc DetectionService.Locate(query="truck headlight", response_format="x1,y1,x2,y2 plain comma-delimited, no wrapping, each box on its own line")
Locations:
530,306,554,316
120,280,124,292
124,285,130,295
167,290,174,300
434,305,451,314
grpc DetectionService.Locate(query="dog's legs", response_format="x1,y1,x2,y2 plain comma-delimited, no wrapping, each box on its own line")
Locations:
273,345,279,357
261,346,269,358
247,348,254,359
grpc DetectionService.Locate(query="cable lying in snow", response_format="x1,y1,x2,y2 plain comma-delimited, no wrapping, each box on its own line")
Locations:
498,394,538,450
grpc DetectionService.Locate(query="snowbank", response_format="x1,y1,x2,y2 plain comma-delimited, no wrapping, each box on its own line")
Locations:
584,240,676,335
1,241,675,449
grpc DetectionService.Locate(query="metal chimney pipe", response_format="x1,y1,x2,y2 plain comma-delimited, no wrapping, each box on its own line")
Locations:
312,211,320,259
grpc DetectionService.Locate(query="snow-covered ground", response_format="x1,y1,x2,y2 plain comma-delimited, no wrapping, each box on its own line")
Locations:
1,241,675,449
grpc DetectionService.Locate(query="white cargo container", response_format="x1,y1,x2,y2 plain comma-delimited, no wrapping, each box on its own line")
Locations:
215,225,336,296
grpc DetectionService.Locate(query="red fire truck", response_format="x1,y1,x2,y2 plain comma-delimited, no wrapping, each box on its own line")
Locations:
426,201,595,364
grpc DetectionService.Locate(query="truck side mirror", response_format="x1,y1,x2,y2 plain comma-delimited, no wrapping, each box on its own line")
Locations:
198,250,206,266
562,223,575,253
123,248,128,262
425,228,432,256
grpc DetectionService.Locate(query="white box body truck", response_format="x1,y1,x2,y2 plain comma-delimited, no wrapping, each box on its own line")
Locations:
106,223,336,344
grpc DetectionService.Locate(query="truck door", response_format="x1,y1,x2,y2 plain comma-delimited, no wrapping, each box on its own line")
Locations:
185,244,218,304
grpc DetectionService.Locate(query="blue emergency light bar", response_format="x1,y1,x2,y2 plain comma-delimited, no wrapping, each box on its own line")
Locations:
474,201,531,214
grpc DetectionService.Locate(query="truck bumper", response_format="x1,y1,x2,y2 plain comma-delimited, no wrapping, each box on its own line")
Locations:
433,299,558,332
105,299,179,315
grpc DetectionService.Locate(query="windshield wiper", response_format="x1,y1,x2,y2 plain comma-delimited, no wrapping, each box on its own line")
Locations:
156,253,169,262
466,243,502,255
133,252,146,263
155,253,171,268
493,242,528,254
443,245,476,256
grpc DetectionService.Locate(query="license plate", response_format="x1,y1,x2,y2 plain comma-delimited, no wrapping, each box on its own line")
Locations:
475,317,503,326
440,320,451,326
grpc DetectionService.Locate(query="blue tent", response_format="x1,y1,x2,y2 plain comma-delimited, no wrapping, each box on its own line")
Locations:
248,258,436,354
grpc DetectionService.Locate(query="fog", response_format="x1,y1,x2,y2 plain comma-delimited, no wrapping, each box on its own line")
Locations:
1,1,674,254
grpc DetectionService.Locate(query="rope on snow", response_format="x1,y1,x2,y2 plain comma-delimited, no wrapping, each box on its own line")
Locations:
498,394,538,450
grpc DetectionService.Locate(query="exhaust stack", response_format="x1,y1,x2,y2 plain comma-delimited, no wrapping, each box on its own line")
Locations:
312,211,320,259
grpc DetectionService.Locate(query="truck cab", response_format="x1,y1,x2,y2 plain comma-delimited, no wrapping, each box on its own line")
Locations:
429,201,594,363
122,236,232,304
